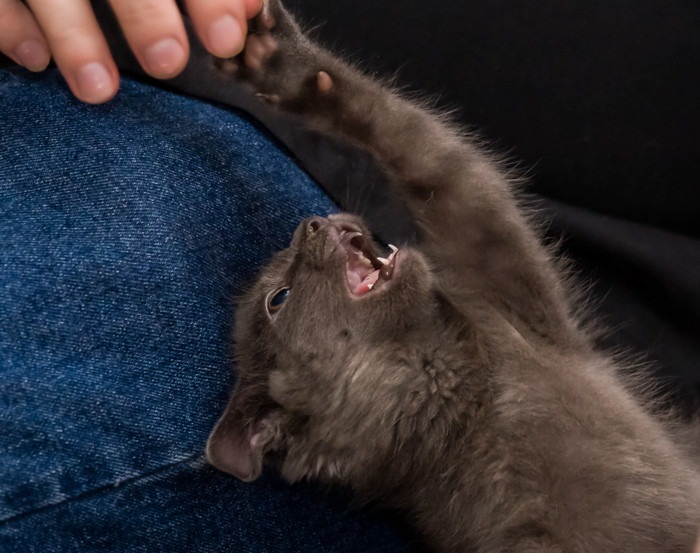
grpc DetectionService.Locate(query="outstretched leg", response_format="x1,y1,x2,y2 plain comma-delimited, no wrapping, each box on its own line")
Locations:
217,0,585,349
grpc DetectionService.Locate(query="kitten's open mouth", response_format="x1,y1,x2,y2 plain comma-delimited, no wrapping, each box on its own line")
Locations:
340,230,399,296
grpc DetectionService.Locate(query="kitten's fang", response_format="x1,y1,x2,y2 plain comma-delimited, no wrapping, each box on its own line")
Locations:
379,251,398,281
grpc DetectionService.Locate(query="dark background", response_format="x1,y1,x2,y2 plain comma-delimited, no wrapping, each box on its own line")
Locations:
286,0,700,238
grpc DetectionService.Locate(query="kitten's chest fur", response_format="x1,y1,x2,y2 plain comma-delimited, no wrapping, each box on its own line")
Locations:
385,331,700,552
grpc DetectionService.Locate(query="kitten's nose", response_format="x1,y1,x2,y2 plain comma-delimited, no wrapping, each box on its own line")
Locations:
304,216,328,235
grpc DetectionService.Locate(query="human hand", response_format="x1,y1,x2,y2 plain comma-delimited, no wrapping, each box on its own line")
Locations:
0,0,262,104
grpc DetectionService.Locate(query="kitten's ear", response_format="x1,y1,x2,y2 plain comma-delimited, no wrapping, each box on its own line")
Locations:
205,396,278,482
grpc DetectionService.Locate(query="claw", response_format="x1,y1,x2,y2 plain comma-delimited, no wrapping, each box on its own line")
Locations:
379,252,398,281
255,92,281,104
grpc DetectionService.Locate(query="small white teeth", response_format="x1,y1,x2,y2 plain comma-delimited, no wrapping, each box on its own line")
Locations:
377,245,398,265
367,283,374,290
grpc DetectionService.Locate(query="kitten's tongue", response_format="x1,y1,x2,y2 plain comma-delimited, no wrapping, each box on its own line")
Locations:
354,270,381,295
346,246,398,296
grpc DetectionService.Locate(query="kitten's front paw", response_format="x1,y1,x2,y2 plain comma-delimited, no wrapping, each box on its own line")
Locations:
214,0,335,109
243,0,279,72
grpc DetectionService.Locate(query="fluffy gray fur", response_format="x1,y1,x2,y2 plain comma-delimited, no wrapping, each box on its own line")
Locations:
206,1,700,551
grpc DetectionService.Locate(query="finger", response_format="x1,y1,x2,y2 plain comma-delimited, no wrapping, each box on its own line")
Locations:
186,0,250,58
0,0,50,71
27,0,118,104
108,0,189,79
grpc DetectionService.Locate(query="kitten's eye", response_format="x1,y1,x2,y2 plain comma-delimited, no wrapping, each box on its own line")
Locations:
266,287,290,316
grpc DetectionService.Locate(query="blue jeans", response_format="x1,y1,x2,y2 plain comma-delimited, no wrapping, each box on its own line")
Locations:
0,67,409,552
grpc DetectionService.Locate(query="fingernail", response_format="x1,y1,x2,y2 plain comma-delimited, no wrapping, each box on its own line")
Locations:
207,14,243,57
76,62,114,104
13,39,50,72
144,38,186,77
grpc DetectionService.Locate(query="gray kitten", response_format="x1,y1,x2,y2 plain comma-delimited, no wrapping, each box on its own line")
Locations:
206,1,700,551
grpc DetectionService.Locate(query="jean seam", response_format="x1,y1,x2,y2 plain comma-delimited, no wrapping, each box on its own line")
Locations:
0,452,206,526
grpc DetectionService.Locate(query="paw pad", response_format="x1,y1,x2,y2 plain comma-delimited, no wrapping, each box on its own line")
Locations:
316,71,334,94
214,57,239,75
244,34,279,71
259,0,277,31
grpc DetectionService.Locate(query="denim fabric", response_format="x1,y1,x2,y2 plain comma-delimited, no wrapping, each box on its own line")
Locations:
0,68,410,552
